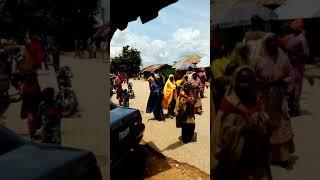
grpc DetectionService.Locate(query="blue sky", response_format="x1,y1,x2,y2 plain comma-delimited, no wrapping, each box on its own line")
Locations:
110,0,210,68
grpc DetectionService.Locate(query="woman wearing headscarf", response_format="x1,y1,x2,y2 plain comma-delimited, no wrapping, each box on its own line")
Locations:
147,73,155,90
189,72,203,114
198,68,207,98
146,75,164,120
212,47,230,111
285,19,310,116
175,82,196,143
255,33,295,169
229,42,251,67
163,74,177,119
243,16,267,66
211,66,272,180
176,75,188,96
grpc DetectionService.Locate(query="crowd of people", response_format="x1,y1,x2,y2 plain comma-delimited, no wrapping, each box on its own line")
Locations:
211,16,311,179
111,72,131,107
0,33,63,145
145,68,207,143
74,38,108,59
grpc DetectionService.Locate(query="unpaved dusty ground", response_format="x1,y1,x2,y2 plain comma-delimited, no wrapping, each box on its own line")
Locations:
111,79,210,178
271,77,320,179
1,55,109,179
111,142,209,180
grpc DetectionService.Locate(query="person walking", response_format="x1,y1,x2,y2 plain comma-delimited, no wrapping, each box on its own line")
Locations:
146,75,164,120
74,39,80,59
255,33,295,169
189,72,203,114
211,66,272,180
163,74,177,119
243,15,267,66
52,42,60,73
19,72,42,140
285,19,310,116
175,82,196,143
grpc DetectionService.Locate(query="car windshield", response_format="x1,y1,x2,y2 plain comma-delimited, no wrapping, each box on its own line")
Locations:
110,102,117,110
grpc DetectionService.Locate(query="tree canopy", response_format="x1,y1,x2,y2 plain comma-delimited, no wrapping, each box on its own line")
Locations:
111,45,142,77
0,0,100,50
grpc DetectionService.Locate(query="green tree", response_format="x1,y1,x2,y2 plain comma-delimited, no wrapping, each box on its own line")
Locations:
111,45,142,77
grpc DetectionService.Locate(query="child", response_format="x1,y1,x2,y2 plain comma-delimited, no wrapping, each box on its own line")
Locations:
20,72,42,140
38,87,62,145
116,84,123,105
122,89,129,108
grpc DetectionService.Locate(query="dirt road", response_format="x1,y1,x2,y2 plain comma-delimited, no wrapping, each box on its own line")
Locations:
271,79,320,179
111,141,209,180
1,55,109,179
111,79,210,175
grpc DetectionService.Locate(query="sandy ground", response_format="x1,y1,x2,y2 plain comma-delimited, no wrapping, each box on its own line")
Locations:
111,79,210,174
1,55,109,179
111,142,209,180
271,78,320,179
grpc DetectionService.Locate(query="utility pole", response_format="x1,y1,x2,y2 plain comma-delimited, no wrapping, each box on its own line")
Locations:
101,7,105,24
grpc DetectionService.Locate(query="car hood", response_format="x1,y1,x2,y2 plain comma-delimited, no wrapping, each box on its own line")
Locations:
0,144,95,180
110,107,137,130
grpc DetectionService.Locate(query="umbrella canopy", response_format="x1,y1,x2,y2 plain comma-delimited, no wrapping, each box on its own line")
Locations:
215,2,278,28
174,63,197,71
196,56,210,68
275,0,320,20
173,54,202,68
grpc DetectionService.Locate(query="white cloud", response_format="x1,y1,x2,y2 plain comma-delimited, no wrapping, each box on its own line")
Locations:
110,27,209,67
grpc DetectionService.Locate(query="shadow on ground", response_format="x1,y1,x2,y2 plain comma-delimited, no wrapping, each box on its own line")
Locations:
111,143,172,180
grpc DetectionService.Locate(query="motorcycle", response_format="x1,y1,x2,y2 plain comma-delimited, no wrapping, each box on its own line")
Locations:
56,66,78,117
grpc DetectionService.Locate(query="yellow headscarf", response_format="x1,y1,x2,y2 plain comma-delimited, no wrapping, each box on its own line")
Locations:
176,75,188,87
163,74,176,109
228,42,250,66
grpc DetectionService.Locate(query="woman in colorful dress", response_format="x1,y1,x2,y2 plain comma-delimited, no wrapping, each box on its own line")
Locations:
229,42,251,67
189,72,202,114
211,66,272,180
176,75,188,96
162,74,177,119
198,68,207,98
285,19,310,116
175,82,196,143
243,15,267,66
146,76,164,120
255,33,295,168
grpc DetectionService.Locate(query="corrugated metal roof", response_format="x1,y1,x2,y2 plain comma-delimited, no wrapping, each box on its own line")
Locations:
142,64,172,73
